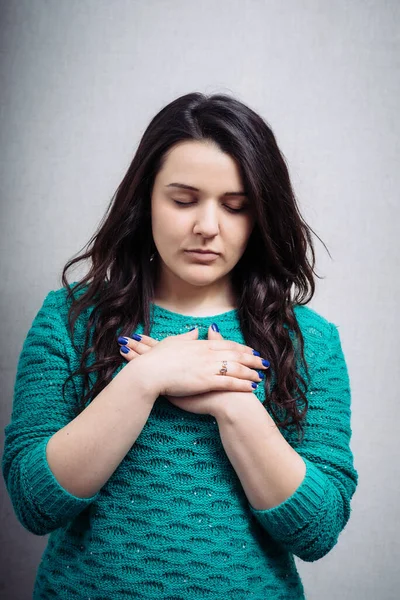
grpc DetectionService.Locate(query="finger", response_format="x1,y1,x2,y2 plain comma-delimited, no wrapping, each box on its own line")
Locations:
211,375,259,393
134,333,159,347
206,328,264,362
207,323,224,341
117,334,156,355
169,327,199,340
119,345,139,361
210,349,270,372
117,333,159,347
204,338,258,356
213,357,265,383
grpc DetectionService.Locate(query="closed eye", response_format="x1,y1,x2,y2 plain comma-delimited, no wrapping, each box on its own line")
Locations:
172,200,247,213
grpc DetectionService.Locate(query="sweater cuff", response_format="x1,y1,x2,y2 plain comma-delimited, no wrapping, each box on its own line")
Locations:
248,458,329,538
21,437,99,524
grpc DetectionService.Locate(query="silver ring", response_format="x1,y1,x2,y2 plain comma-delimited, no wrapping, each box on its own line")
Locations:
219,360,228,375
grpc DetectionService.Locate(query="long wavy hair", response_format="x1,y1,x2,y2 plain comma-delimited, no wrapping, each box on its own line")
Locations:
60,91,328,438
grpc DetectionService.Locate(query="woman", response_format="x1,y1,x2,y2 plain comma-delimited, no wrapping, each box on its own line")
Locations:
2,92,358,599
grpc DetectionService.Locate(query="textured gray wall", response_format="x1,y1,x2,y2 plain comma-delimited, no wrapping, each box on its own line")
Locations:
1,1,399,598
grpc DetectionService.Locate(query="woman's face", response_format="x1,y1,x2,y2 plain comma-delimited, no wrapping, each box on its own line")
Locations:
151,140,255,289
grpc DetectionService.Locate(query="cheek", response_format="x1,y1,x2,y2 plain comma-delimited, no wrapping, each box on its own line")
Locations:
152,205,188,247
226,219,254,255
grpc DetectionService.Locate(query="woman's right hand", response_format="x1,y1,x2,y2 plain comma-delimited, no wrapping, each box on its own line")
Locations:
123,327,269,397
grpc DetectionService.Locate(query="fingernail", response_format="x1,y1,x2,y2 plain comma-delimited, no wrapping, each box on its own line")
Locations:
252,382,258,389
117,336,129,345
120,346,130,354
262,359,270,368
252,350,260,356
132,333,142,341
258,371,265,379
211,323,219,332
189,326,196,331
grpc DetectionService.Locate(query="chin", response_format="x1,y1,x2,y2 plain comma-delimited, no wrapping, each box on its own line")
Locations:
181,275,220,287
176,267,224,287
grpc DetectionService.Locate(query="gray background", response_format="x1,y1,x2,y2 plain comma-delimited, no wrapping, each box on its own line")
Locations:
1,1,399,598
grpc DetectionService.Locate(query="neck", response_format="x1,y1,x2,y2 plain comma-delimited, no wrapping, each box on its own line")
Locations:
153,268,237,317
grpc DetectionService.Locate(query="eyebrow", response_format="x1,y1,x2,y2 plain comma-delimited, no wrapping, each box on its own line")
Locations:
165,182,248,197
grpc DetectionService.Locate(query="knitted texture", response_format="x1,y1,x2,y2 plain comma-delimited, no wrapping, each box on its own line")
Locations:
2,286,358,600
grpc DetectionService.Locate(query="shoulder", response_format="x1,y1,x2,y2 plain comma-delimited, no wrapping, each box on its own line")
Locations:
44,282,87,311
37,283,91,344
293,303,334,334
292,304,341,362
41,282,92,325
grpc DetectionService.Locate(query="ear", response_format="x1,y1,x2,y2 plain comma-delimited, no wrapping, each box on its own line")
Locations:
207,323,224,341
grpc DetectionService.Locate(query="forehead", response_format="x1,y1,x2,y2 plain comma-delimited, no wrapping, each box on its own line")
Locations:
157,140,244,189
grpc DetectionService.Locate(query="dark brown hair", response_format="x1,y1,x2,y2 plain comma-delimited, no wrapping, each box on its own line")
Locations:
61,92,329,438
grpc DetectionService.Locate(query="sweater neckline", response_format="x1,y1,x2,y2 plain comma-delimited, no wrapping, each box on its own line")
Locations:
149,302,239,322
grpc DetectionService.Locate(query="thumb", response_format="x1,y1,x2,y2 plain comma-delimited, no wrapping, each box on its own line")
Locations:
173,326,199,339
207,322,224,340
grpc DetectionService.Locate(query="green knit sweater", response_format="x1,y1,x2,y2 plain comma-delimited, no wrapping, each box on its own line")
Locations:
2,285,358,600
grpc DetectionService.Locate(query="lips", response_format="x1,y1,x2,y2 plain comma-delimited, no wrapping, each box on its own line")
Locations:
184,250,219,261
185,250,219,255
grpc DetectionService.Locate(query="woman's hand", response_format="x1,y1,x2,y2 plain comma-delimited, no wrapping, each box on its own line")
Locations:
117,326,268,398
117,326,268,416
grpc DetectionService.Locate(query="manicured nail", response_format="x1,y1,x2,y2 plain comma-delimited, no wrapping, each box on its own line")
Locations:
262,359,270,368
120,346,130,354
132,333,142,341
117,336,129,345
252,382,258,389
258,371,265,379
211,323,219,332
252,350,260,356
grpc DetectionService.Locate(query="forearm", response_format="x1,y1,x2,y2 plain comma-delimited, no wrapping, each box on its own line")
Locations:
46,359,158,498
215,395,306,510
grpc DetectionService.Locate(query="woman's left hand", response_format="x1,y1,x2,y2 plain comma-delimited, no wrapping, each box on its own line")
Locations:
117,326,258,418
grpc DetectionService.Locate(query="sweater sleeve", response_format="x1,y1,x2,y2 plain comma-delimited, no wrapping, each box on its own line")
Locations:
1,290,99,536
248,321,358,562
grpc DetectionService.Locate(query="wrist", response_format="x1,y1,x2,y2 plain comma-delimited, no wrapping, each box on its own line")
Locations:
213,391,259,423
124,355,160,405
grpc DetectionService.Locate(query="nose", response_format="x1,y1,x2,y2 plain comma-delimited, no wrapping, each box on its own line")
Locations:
192,200,220,238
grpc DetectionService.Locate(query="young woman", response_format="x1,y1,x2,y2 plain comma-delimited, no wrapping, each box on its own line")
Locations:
2,92,358,599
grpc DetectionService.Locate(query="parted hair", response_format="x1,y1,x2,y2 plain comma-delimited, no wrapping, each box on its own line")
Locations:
60,91,328,438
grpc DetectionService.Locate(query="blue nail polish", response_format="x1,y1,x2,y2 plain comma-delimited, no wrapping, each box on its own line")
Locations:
262,359,270,368
132,333,142,341
252,350,260,356
252,382,258,389
120,346,130,354
117,336,129,345
211,323,219,332
258,371,265,379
